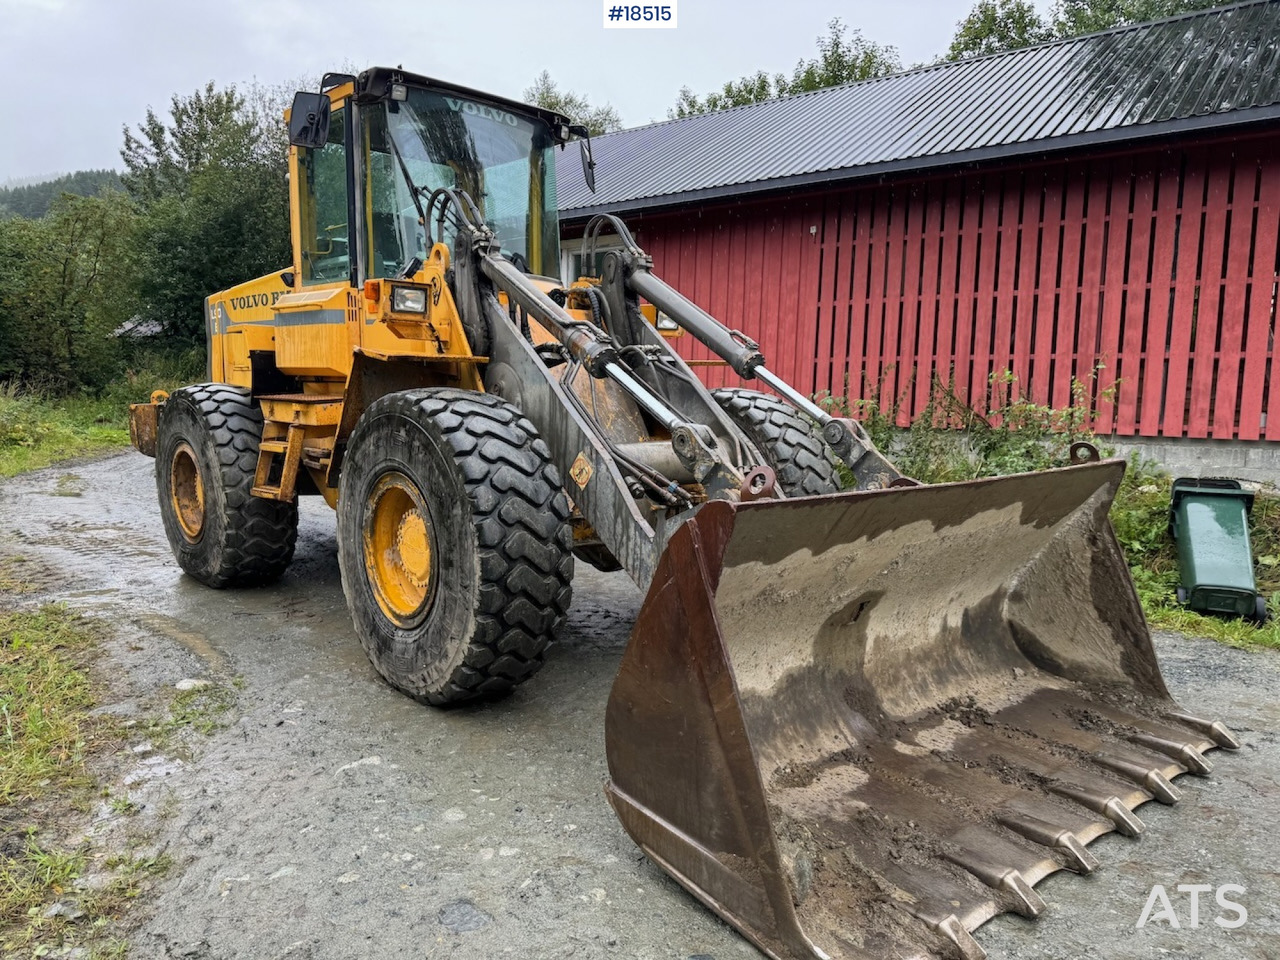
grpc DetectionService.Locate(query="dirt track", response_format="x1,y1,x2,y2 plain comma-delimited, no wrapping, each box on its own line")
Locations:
2,451,1279,960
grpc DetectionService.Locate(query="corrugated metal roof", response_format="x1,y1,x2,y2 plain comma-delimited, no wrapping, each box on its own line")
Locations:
556,0,1280,218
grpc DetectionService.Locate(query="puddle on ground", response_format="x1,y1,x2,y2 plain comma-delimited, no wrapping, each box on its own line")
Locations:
121,754,185,787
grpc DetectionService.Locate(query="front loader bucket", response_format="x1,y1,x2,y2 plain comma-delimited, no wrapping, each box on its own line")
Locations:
605,459,1238,960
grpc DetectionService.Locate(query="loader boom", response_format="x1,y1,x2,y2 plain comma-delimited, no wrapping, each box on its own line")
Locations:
128,66,1241,960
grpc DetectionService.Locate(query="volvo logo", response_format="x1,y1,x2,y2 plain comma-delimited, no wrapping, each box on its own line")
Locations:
444,97,519,128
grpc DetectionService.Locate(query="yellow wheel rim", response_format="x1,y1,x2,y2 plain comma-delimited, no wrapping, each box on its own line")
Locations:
363,471,437,624
170,442,205,543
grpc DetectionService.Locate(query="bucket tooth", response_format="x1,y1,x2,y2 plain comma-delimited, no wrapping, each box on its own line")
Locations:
941,849,1045,918
1094,753,1181,804
1050,785,1145,837
1053,832,1099,875
886,862,1003,952
1100,798,1145,837
1129,732,1213,775
997,870,1046,919
995,812,1100,874
910,911,987,960
1168,713,1241,750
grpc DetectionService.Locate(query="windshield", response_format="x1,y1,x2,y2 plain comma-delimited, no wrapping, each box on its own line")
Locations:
363,88,560,279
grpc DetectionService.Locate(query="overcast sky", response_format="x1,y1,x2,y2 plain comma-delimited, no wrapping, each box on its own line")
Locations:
1,0,991,183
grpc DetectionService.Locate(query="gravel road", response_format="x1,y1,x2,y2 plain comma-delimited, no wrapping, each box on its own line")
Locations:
1,452,1277,960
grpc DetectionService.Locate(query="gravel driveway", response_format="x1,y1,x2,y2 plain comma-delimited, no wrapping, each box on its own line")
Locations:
2,452,1277,960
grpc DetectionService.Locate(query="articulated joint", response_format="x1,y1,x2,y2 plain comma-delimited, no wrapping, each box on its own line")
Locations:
671,423,721,482
821,417,906,489
822,418,868,463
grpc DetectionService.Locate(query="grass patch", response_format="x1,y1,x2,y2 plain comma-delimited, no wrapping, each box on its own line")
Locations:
146,683,236,743
0,605,140,956
77,852,173,926
0,834,85,931
0,842,165,957
0,606,102,805
0,387,130,479
0,604,187,955
0,348,204,478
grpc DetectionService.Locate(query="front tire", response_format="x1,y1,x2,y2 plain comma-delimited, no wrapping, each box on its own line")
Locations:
712,388,842,497
155,384,298,587
337,389,573,705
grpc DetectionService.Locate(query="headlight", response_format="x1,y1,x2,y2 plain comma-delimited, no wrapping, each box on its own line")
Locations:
392,286,427,313
655,312,678,331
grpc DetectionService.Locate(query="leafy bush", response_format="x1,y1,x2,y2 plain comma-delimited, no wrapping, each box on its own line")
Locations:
0,385,53,449
97,345,205,410
817,368,1111,483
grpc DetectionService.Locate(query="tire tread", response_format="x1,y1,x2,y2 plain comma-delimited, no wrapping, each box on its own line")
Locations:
161,383,297,587
344,389,572,706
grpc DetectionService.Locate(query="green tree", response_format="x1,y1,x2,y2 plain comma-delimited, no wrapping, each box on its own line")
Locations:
121,82,291,342
670,19,901,118
121,82,269,202
523,72,622,135
1052,0,1225,35
947,0,1054,60
946,0,1233,60
0,193,136,389
670,73,776,118
786,18,902,94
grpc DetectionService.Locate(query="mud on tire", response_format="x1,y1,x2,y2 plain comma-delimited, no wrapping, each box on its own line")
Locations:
155,383,298,587
712,388,842,497
336,389,574,706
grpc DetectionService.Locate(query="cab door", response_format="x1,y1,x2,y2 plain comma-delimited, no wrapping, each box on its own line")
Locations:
276,98,358,378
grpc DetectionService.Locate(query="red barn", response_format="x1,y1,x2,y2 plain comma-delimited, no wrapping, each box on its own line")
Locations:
555,1,1280,468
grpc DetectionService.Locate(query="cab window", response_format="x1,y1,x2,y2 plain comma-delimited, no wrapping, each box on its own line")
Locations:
297,106,351,284
361,105,437,279
360,91,561,279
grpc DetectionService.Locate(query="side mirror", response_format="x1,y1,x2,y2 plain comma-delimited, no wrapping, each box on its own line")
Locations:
566,124,596,193
578,138,597,194
288,92,331,148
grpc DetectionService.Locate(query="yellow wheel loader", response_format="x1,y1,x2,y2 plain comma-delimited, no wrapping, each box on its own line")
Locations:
129,68,1239,959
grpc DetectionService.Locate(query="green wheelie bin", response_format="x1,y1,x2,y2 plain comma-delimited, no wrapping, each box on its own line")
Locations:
1169,477,1267,621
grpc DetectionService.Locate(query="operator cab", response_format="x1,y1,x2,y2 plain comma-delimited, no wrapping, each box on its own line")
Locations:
287,68,577,289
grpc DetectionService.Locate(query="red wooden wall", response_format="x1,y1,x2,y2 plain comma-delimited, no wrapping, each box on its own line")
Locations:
618,132,1280,440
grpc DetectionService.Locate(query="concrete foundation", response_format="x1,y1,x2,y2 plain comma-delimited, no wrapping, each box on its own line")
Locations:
1106,436,1280,487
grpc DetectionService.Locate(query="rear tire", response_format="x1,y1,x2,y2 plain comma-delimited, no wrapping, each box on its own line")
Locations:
336,389,573,705
711,388,842,497
155,383,298,587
